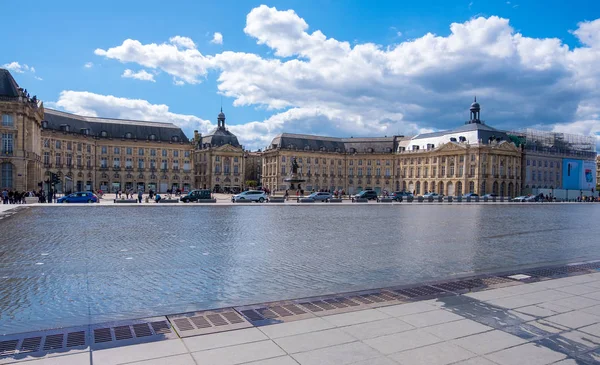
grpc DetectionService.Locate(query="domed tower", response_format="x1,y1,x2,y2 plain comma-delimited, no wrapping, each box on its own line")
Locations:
469,97,481,123
217,107,226,129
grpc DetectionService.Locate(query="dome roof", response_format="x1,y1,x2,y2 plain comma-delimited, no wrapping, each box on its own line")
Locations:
470,102,480,110
201,127,240,148
218,111,225,119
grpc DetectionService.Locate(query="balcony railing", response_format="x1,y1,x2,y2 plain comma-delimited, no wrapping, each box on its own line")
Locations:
2,150,13,156
125,166,133,171
113,167,121,171
55,164,63,168
44,163,52,168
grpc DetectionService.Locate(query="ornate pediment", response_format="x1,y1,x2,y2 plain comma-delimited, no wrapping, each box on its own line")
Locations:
215,144,242,152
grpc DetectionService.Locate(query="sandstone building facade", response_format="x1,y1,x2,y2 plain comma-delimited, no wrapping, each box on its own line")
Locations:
1,68,596,196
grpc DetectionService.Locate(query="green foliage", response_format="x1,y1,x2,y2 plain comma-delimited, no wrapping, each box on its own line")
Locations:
245,180,258,187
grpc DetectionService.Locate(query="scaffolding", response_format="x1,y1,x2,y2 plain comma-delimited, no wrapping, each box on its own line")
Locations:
509,128,597,159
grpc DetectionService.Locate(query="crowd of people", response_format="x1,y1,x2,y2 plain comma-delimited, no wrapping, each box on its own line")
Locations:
1,189,39,204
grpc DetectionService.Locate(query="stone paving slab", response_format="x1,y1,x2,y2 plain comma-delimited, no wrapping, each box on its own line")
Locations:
8,267,600,364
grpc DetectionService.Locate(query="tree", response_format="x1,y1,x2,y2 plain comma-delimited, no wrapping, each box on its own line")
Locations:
245,180,258,187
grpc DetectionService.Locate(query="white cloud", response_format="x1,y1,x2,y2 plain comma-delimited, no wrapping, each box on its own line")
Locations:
95,39,213,84
2,61,34,74
169,36,196,49
173,78,185,86
396,31,403,37
571,19,600,48
121,69,156,82
88,6,600,150
53,91,213,132
211,32,223,45
84,62,94,68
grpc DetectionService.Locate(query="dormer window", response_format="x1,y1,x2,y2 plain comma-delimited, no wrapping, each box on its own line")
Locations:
125,132,133,139
304,145,310,150
349,148,356,153
368,148,374,153
100,131,108,137
42,121,48,129
320,146,326,152
171,136,179,142
80,128,89,135
386,147,392,152
149,134,156,141
60,124,70,132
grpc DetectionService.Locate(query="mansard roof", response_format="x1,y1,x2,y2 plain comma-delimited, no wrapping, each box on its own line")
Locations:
269,133,405,153
43,109,189,143
0,68,20,98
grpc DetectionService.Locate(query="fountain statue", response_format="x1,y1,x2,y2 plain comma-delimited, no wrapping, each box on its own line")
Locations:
284,157,306,191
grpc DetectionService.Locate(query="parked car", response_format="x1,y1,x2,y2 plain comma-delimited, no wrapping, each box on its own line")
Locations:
307,192,332,201
462,193,479,198
57,192,98,203
483,194,498,198
422,192,441,199
512,195,530,202
391,191,413,201
180,189,212,203
354,190,378,200
232,190,268,202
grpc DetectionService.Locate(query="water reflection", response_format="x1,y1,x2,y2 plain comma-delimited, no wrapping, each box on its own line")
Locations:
1,204,599,334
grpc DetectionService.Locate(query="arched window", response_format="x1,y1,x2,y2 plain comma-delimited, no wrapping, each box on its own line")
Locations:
149,134,156,141
100,131,108,137
1,163,13,188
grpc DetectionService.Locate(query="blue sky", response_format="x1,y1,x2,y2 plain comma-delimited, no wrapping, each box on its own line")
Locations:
3,0,600,150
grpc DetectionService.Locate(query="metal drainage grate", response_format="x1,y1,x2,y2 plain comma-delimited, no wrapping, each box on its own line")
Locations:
168,309,252,337
394,285,449,299
92,319,173,345
571,262,600,271
0,327,89,358
238,301,315,326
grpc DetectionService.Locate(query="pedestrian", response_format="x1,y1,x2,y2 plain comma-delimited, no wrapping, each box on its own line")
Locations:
47,188,53,203
155,193,161,203
138,190,143,203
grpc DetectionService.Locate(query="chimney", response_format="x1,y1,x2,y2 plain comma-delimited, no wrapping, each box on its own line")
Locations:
194,130,199,141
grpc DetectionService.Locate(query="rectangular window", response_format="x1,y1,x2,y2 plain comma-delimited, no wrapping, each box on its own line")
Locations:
367,160,372,166
184,160,190,171
86,156,91,168
173,160,179,170
161,160,167,169
126,158,133,168
2,114,14,126
77,155,83,167
56,140,62,149
1,133,13,154
114,147,120,155
66,154,72,166
101,146,107,154
358,167,363,176
67,142,72,150
126,147,132,155
43,152,50,165
101,158,107,168
234,165,239,174
138,158,144,169
56,155,62,166
184,151,190,158
367,167,372,176
174,150,179,157
43,139,50,148
215,156,220,162
349,167,354,175
162,150,168,157
87,145,91,153
281,165,286,174
77,143,82,152
150,149,156,156
385,168,390,177
469,166,475,176
113,157,120,167
349,160,353,166
470,154,475,162
138,148,144,156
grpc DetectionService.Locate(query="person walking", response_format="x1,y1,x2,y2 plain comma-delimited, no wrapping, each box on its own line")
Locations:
138,190,143,203
47,188,53,203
